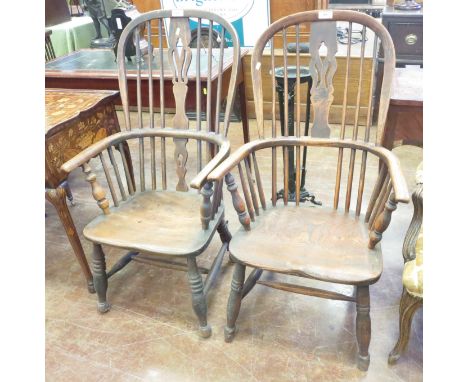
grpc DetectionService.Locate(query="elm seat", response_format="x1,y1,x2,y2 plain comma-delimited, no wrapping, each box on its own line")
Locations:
84,190,225,256
229,205,383,285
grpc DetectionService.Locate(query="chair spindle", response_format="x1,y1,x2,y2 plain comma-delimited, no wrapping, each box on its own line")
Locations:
334,21,353,210
107,147,127,201
238,163,255,221
99,153,119,206
345,26,367,213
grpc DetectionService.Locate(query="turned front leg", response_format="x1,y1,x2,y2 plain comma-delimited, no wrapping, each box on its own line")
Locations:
45,187,94,293
356,285,371,371
225,262,246,342
92,243,110,313
187,256,211,338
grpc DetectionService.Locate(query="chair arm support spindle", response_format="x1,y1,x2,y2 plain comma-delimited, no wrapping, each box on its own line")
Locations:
225,173,250,230
82,162,110,215
201,181,214,230
369,191,397,249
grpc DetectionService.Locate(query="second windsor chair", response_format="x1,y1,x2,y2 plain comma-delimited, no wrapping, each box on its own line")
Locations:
208,10,409,370
60,9,240,337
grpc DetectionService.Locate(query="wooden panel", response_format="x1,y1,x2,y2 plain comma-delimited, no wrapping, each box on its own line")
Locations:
270,1,328,49
270,0,328,22
45,0,71,27
133,0,168,47
242,52,373,123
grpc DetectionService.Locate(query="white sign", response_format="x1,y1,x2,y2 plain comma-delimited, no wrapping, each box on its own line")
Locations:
160,0,270,47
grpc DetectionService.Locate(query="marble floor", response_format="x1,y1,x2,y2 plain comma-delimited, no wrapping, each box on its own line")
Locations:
45,115,423,381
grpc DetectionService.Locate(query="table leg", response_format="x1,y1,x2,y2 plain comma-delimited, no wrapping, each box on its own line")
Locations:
237,80,250,144
63,181,75,206
45,185,95,294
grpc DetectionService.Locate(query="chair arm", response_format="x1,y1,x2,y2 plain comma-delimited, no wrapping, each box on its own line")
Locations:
208,137,410,203
189,141,230,190
60,127,229,175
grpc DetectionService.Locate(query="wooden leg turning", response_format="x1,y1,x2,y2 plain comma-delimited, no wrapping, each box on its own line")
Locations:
356,285,371,371
225,262,246,343
388,289,422,365
92,243,110,313
187,256,211,338
45,187,95,294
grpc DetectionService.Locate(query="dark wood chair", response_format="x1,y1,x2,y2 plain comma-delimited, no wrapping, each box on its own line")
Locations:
388,163,423,364
207,10,409,370
45,30,56,62
60,9,241,338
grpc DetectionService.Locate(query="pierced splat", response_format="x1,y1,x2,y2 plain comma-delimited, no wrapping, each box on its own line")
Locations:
168,17,192,191
309,22,338,138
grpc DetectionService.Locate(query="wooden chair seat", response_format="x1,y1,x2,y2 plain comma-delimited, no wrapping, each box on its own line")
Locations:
84,190,224,256
229,205,383,285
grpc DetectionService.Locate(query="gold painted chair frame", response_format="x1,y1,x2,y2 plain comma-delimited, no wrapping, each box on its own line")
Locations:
389,170,423,364
60,9,240,337
207,10,409,370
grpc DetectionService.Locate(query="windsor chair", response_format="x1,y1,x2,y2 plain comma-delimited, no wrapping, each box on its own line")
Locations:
208,10,409,370
60,9,240,338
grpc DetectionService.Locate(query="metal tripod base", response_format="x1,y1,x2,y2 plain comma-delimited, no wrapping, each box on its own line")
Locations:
276,188,322,205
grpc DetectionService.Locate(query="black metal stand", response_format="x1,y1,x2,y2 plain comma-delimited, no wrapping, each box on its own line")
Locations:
274,66,321,205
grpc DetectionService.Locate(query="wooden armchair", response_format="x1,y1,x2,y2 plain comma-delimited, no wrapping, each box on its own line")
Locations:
60,9,241,338
207,10,409,370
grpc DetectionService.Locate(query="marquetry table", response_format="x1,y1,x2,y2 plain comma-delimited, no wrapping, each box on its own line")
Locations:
381,67,423,150
45,88,124,293
45,48,250,143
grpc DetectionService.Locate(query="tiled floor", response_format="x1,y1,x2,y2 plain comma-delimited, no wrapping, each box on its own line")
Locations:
45,115,423,381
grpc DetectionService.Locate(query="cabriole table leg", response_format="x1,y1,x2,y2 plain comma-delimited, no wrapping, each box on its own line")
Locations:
45,185,95,294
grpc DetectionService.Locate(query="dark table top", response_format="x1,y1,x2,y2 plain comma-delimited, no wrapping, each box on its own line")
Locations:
45,48,247,81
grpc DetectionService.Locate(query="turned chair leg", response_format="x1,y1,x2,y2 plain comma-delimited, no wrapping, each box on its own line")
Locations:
92,243,110,313
388,288,423,364
225,262,246,342
187,256,211,338
356,285,371,371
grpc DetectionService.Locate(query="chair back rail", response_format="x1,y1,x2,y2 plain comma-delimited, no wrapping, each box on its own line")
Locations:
248,10,395,216
115,10,240,193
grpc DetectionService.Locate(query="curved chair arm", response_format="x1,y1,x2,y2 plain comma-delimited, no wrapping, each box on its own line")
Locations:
208,137,410,203
60,127,230,190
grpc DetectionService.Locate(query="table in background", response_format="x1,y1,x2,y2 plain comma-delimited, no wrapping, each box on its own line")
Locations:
45,88,124,293
373,5,423,123
381,67,423,150
45,48,250,143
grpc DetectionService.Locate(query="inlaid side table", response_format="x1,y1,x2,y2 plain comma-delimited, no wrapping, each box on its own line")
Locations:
45,88,131,293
